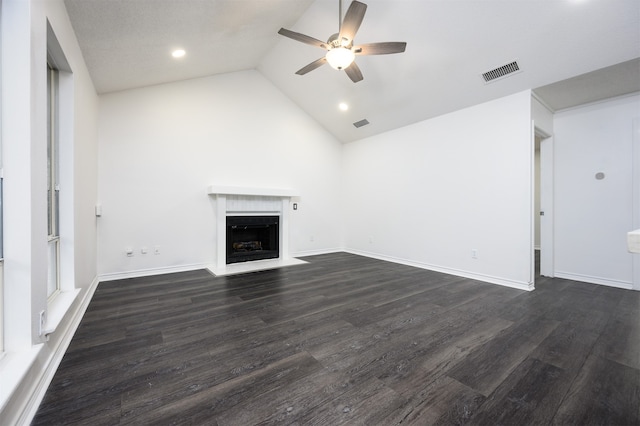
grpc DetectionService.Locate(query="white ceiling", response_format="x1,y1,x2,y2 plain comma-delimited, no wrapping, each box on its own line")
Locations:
534,57,640,111
64,0,640,143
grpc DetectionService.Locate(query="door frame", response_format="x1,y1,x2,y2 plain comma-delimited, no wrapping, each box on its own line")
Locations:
535,127,554,278
633,118,640,290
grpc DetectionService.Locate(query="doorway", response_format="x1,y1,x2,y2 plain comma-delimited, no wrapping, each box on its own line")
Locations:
535,128,553,279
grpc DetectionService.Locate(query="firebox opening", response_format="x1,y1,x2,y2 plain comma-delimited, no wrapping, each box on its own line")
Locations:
226,215,279,264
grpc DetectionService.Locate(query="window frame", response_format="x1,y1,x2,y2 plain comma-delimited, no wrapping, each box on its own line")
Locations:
0,0,4,355
46,61,60,301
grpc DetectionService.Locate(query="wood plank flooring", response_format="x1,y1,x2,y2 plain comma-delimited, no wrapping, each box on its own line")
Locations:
33,252,640,425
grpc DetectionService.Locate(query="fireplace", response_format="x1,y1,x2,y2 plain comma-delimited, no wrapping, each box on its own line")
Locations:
207,185,306,276
226,215,279,264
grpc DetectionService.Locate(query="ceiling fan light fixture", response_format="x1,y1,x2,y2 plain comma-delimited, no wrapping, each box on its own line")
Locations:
326,47,355,70
278,1,406,82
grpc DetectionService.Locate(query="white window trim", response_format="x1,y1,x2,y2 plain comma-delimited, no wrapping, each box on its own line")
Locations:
0,260,4,356
44,20,76,326
46,63,61,301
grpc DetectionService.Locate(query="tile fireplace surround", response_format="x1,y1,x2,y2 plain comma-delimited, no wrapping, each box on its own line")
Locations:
207,185,306,276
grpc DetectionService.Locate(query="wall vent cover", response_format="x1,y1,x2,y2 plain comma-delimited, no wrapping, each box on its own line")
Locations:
482,60,521,83
353,119,370,128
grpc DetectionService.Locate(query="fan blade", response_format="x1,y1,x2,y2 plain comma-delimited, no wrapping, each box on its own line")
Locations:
344,61,363,83
338,1,367,45
354,42,407,55
295,57,328,75
278,28,328,49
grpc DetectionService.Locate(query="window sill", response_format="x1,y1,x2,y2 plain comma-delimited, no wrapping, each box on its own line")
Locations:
0,344,43,412
43,289,81,337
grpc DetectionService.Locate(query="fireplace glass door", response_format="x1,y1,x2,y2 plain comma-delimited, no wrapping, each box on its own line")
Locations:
226,215,279,264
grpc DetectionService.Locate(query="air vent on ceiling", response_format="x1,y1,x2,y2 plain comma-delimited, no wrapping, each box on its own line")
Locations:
353,119,370,128
482,60,521,83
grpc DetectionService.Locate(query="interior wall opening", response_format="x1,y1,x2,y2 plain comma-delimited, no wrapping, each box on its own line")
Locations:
535,127,553,281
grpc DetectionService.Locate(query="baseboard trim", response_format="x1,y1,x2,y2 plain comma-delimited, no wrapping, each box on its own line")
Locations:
554,271,634,290
292,247,344,258
16,276,100,426
98,263,208,282
345,249,534,292
98,253,348,282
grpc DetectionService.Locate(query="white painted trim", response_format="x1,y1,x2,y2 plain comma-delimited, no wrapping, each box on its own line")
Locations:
531,91,555,114
207,257,307,277
2,276,99,426
554,271,634,290
345,249,534,292
539,135,555,278
292,247,345,258
207,185,298,198
216,194,227,269
632,117,640,290
280,199,291,266
98,263,208,282
529,120,536,286
42,288,81,337
18,277,99,425
0,344,43,415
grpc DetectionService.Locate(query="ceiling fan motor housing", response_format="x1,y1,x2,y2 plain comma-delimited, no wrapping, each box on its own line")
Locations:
328,33,353,49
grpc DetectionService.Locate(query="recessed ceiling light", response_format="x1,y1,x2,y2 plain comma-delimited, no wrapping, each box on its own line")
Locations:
172,49,186,58
339,102,349,111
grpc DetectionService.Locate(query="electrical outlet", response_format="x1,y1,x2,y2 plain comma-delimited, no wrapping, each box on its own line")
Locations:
154,246,161,255
126,247,134,257
471,249,478,259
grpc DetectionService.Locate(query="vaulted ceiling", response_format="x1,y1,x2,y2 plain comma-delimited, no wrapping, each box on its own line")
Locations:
64,0,640,143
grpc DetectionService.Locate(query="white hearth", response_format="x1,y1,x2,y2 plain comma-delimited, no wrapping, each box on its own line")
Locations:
207,185,306,276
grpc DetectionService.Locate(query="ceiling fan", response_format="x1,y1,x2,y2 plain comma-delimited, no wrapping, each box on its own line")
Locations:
277,0,407,83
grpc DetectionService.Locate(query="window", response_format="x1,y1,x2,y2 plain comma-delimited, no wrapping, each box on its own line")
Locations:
47,62,60,300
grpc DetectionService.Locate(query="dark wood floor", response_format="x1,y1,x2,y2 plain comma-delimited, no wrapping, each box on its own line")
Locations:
34,252,640,425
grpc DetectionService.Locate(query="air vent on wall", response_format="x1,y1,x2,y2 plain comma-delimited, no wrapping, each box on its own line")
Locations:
353,119,370,128
482,60,521,83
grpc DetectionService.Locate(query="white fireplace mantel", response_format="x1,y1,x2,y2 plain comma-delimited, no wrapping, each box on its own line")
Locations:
207,185,299,198
207,185,305,276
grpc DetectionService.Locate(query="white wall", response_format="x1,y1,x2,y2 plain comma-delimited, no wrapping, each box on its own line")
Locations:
342,91,534,290
1,0,99,423
554,93,640,289
97,71,343,278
